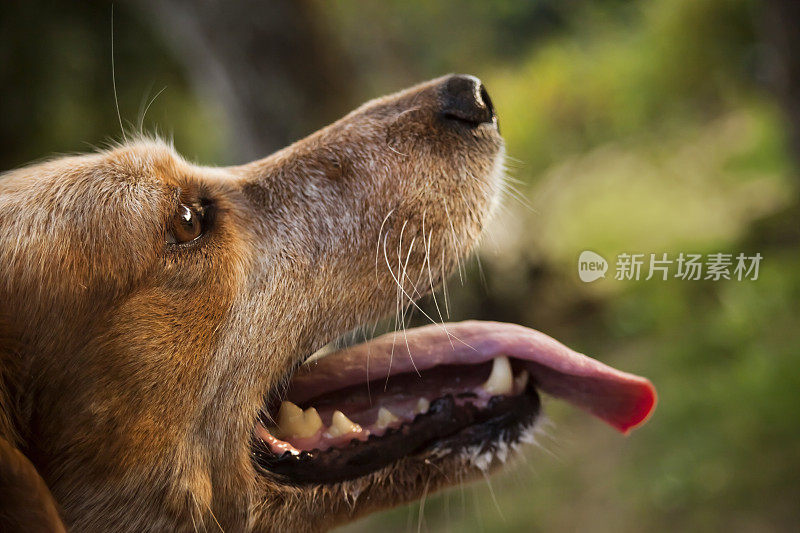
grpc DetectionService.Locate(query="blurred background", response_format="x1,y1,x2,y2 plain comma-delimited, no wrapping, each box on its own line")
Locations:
2,0,798,531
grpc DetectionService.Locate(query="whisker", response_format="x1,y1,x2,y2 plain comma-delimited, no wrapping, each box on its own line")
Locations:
500,181,536,213
442,200,464,285
475,253,488,292
396,221,421,376
481,469,505,523
138,85,167,133
376,208,396,284
110,5,126,143
383,231,398,390
440,246,451,319
363,326,372,406
383,228,441,326
204,499,225,532
383,224,475,352
189,494,201,533
388,145,408,157
422,217,456,350
417,480,430,533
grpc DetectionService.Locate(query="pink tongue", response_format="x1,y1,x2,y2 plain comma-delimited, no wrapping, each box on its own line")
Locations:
288,321,656,434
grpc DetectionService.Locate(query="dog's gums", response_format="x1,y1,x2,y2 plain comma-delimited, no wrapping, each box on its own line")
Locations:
0,75,656,532
254,381,542,484
253,356,531,481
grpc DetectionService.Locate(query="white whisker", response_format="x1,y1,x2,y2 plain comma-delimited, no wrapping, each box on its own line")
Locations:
417,480,430,533
383,222,475,353
442,199,464,285
110,5,127,143
440,246,451,319
375,208,396,283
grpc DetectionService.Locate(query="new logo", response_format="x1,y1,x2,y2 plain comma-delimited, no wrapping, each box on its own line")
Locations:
578,250,608,282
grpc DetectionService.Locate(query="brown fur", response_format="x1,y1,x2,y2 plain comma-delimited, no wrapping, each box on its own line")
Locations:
0,76,504,531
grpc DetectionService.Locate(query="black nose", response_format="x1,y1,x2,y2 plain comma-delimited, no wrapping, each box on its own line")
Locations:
440,74,496,127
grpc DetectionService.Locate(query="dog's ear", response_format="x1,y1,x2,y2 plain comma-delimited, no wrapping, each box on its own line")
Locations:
0,317,66,532
0,437,66,532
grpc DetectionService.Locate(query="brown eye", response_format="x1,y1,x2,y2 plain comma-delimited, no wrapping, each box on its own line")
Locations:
166,204,203,244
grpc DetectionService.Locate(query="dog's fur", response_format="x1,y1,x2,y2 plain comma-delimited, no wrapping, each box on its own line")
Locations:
0,76,504,531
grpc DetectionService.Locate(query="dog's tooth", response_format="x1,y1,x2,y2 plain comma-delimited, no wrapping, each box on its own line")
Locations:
514,369,529,393
415,398,430,414
299,407,323,437
481,356,513,396
375,407,400,429
277,401,303,428
326,410,361,438
275,401,322,438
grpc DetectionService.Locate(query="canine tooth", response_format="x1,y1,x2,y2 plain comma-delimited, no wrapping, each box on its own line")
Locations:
277,401,303,427
276,402,322,438
415,398,430,414
514,370,530,393
326,410,361,438
375,407,400,429
482,356,513,396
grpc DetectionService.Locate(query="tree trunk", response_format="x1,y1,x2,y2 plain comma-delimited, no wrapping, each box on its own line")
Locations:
763,0,800,171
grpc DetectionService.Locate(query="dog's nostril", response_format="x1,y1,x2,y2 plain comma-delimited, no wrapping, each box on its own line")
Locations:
440,74,496,127
479,85,495,118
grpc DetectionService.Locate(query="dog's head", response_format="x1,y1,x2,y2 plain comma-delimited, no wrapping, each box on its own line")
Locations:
0,75,654,531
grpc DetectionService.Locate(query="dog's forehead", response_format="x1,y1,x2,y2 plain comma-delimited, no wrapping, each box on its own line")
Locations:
97,140,190,189
1,140,187,205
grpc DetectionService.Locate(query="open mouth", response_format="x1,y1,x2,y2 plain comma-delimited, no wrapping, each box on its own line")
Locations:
251,321,656,485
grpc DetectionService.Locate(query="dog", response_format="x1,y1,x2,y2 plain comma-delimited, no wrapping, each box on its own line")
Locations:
0,75,655,531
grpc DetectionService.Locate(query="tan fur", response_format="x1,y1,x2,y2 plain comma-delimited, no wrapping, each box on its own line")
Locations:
0,76,504,531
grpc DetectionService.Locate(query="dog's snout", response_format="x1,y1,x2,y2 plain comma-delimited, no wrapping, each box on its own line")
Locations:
440,74,496,127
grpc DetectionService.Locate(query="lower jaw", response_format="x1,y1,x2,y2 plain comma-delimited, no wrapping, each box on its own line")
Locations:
252,386,540,485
